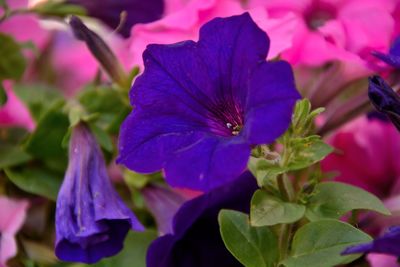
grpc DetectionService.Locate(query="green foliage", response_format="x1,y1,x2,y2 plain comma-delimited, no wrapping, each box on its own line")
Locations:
0,83,7,106
0,33,26,80
280,219,372,267
219,210,278,267
248,157,286,187
24,100,69,171
286,136,333,171
13,83,64,120
5,167,62,201
250,190,305,226
306,182,390,221
0,145,32,169
32,1,86,17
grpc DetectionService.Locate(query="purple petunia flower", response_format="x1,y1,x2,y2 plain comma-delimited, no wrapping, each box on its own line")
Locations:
55,123,144,264
372,36,400,68
117,13,301,192
342,226,400,257
67,0,164,38
146,172,258,267
368,76,400,131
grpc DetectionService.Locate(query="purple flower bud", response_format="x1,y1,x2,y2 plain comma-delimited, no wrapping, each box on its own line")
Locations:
55,123,144,264
372,37,400,68
67,0,164,38
146,172,257,267
69,16,127,87
368,76,400,131
342,226,400,257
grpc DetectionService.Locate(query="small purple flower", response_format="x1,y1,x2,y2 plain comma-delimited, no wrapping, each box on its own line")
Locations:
342,226,400,257
368,76,400,131
67,0,164,37
372,36,400,68
146,172,257,267
55,123,144,264
118,13,301,191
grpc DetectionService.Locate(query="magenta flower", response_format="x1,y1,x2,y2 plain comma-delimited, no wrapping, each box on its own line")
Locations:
55,124,144,264
146,172,257,267
118,13,300,191
67,0,164,37
0,197,29,267
343,226,400,257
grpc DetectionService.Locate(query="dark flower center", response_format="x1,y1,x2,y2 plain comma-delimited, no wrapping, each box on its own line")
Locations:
207,99,244,137
304,2,337,30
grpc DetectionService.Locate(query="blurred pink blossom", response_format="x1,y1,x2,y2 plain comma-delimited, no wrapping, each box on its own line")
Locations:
0,81,35,131
368,253,400,267
247,0,396,67
0,197,29,267
128,0,297,67
321,116,400,266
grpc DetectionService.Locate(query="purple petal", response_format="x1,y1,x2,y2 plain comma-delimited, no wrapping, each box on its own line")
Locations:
343,226,400,257
67,0,164,37
118,13,300,191
56,124,144,264
368,76,400,131
372,36,400,68
244,61,300,144
146,172,258,267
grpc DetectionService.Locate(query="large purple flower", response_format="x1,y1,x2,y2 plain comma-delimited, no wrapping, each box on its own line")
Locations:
373,36,400,68
342,226,400,257
118,13,301,191
67,0,164,37
146,172,258,267
55,123,144,264
368,76,400,131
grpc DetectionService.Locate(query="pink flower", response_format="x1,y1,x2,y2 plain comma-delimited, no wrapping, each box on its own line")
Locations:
367,253,400,267
322,116,400,199
0,197,29,267
0,81,35,131
246,0,396,67
128,0,297,67
0,0,50,50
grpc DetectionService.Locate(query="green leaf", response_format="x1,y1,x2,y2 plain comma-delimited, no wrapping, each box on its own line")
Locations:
0,145,32,169
280,219,372,267
306,182,390,221
250,190,305,226
0,83,7,106
0,33,26,80
287,136,333,171
89,123,114,152
248,157,286,187
33,2,86,17
219,210,278,267
5,168,62,201
13,83,63,120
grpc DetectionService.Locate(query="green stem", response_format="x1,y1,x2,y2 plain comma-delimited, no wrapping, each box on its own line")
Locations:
0,8,31,23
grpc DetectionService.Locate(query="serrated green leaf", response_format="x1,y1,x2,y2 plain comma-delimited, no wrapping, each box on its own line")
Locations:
219,210,278,267
288,136,333,171
280,219,372,267
306,182,390,221
0,33,26,80
5,168,62,200
250,190,305,226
